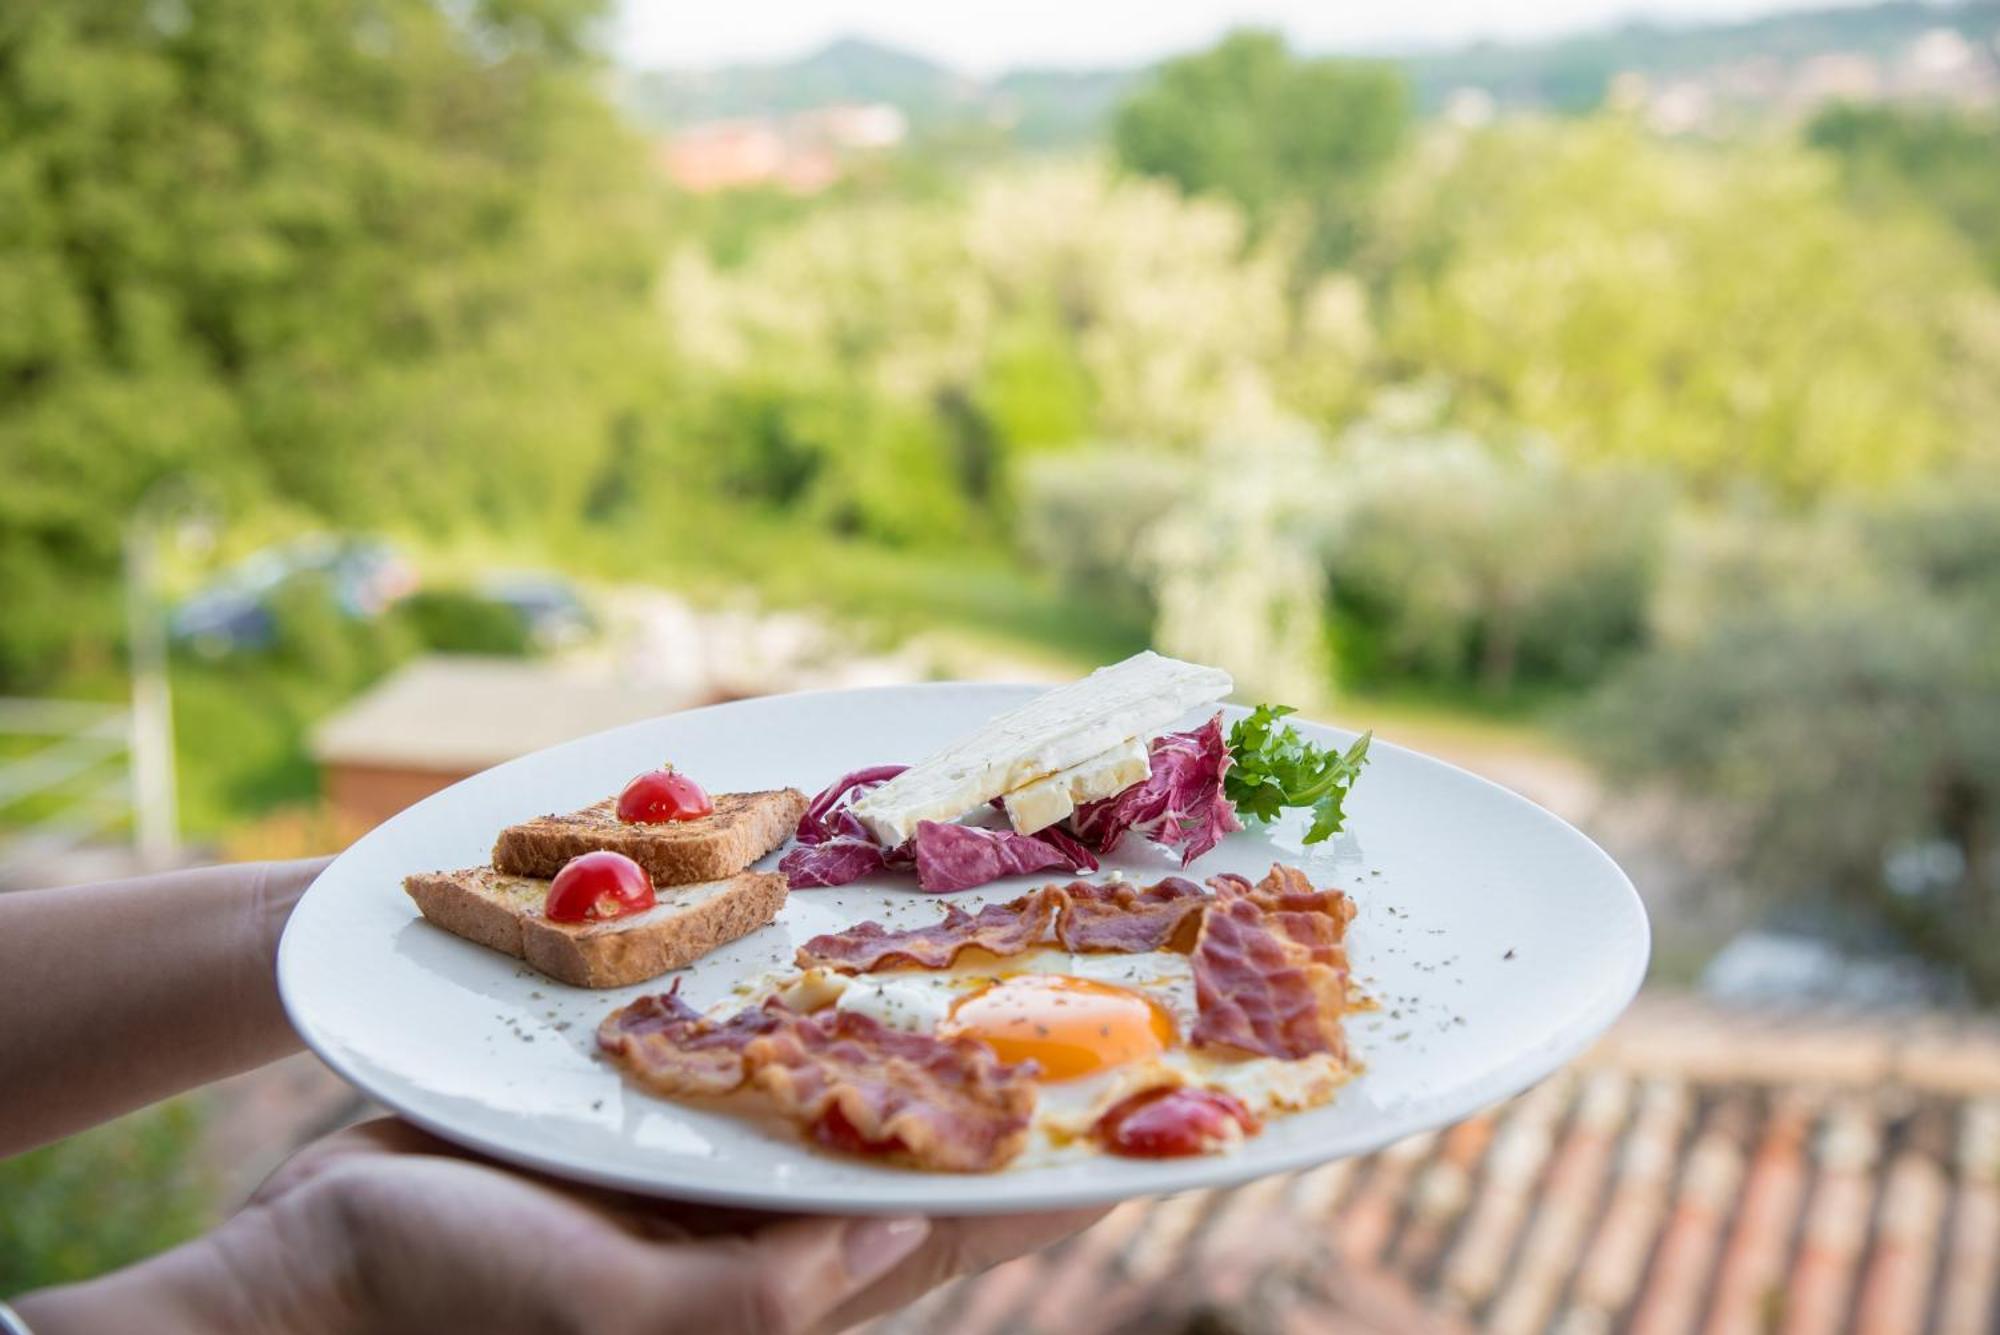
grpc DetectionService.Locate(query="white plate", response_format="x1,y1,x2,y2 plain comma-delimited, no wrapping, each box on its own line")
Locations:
279,683,1648,1215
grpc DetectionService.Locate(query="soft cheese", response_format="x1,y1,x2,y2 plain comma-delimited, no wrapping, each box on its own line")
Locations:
851,651,1232,846
1001,737,1152,835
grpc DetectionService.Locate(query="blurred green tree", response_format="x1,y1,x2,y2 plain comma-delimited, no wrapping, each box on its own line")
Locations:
663,162,1373,541
1809,103,2000,287
0,0,667,686
1112,30,1410,272
1324,428,1668,696
1581,482,2000,994
1377,118,2000,501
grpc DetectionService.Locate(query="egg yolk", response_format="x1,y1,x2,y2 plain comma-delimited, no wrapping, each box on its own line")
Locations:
942,975,1175,1081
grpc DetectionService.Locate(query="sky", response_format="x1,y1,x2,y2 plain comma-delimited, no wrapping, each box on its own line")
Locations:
612,0,1884,73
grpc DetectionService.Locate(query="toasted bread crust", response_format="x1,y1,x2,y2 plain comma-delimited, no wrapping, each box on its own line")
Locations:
491,788,807,887
522,872,787,988
402,866,787,988
403,868,543,959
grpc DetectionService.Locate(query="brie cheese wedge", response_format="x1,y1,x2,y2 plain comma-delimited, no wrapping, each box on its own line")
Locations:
851,651,1232,846
1001,737,1152,835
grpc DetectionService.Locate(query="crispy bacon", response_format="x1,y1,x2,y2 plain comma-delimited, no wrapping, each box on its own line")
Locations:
796,869,1337,979
1055,876,1208,954
797,885,1067,972
598,990,1038,1172
1190,867,1355,1061
595,985,785,1096
1204,865,1355,966
747,1007,1038,1172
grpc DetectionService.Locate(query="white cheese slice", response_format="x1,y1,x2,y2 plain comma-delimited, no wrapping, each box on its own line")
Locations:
851,651,1232,846
1001,737,1152,834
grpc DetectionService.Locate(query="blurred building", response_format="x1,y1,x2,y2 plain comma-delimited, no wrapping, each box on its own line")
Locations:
1608,26,2000,135
656,102,908,194
310,657,711,830
306,594,936,833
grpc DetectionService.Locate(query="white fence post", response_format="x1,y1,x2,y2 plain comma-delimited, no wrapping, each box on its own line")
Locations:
125,522,179,868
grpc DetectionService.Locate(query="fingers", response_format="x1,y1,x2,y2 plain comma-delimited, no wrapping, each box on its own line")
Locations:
646,1215,933,1334
251,1117,754,1241
255,1118,1103,1335
813,1206,1112,1333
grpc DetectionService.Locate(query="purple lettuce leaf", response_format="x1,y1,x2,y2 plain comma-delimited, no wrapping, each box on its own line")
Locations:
782,764,913,889
794,764,908,845
779,839,896,888
910,820,1098,894
1068,714,1241,866
785,761,1100,893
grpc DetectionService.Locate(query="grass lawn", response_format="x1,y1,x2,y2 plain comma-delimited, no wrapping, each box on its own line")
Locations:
0,1101,212,1298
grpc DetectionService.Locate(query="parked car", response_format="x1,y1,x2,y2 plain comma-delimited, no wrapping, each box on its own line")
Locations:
171,537,417,657
476,573,597,651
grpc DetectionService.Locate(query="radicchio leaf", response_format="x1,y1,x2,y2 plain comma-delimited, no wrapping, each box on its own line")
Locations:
780,839,898,889
782,763,1094,893
794,764,909,845
781,765,913,889
1069,714,1241,866
911,820,1098,894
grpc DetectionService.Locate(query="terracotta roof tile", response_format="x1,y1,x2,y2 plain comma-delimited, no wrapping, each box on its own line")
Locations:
860,994,2000,1335
1627,1095,1751,1335
1701,1095,1813,1335
1486,1071,1630,1335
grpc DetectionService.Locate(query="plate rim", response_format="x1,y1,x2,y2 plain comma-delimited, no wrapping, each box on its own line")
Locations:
278,680,1652,1214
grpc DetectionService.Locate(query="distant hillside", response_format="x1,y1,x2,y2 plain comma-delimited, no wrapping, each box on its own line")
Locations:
620,2,2000,140
622,37,974,127
621,37,1131,147
1402,0,2000,112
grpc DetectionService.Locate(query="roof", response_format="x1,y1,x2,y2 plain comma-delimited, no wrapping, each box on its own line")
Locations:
310,656,704,772
864,993,2000,1335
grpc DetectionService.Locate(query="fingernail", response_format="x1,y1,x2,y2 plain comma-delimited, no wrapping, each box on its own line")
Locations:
841,1215,929,1285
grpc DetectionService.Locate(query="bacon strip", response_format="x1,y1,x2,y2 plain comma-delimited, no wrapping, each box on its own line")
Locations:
596,986,785,1096
797,869,1333,977
797,884,1067,972
1055,876,1208,953
1190,867,1355,1061
747,1008,1038,1172
598,990,1038,1172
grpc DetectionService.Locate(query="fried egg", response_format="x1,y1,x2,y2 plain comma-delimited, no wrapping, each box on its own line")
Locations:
760,945,1348,1166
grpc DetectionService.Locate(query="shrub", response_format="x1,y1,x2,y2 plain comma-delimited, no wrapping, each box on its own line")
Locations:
1579,481,2000,995
1323,428,1668,696
1016,446,1195,627
396,589,533,658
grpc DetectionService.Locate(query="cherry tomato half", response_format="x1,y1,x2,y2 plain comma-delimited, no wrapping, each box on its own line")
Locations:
545,851,655,923
1092,1085,1259,1158
615,766,714,824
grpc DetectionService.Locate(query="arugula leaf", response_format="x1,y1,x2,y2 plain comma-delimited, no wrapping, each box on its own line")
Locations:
1224,703,1372,845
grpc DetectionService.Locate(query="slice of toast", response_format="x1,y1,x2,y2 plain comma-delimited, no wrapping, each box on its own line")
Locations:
491,788,807,887
403,866,787,988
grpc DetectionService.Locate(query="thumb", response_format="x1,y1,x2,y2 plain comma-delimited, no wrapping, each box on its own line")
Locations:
653,1214,932,1334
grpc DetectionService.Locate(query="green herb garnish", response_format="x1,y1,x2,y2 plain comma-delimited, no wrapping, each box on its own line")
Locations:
1225,704,1372,844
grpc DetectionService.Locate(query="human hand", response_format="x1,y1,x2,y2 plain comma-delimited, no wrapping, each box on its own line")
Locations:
15,1117,1107,1335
